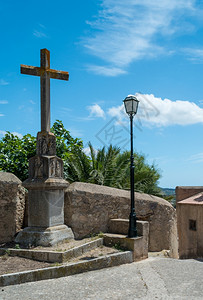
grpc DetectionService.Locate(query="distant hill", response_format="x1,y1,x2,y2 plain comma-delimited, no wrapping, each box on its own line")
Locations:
160,187,176,207
160,188,175,196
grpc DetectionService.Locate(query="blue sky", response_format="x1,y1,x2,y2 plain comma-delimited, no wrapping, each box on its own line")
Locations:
1,0,203,188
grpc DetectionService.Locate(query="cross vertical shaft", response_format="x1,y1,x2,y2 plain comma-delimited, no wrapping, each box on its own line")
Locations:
40,49,51,132
20,48,69,133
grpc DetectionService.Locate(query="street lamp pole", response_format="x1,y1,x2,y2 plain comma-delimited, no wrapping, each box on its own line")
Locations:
123,95,139,238
128,113,137,238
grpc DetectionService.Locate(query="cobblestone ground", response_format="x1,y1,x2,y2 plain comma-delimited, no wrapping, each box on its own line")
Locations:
1,257,203,300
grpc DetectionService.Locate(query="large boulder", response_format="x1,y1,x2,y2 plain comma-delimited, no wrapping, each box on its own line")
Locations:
0,172,26,243
64,182,178,257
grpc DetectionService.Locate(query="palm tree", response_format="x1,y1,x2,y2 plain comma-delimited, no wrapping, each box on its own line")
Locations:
133,154,161,195
88,143,129,188
65,142,161,196
65,147,92,183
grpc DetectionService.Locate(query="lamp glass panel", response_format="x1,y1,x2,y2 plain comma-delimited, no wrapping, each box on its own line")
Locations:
132,99,139,114
124,100,133,114
124,99,139,114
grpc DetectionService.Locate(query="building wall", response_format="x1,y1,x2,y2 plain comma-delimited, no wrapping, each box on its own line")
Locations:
177,199,203,259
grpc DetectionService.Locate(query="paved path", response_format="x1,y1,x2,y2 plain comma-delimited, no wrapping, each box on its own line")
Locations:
0,257,203,300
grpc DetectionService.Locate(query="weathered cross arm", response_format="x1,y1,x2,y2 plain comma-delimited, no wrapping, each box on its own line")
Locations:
21,65,69,80
21,49,69,132
48,69,69,80
21,65,42,76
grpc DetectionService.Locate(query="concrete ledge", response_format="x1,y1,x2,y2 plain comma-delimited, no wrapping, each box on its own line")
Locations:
0,251,133,287
0,238,103,263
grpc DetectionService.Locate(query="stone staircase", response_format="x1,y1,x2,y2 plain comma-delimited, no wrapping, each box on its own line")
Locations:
0,219,149,287
103,218,149,261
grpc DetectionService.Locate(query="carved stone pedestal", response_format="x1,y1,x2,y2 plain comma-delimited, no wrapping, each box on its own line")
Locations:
15,225,73,247
15,131,74,247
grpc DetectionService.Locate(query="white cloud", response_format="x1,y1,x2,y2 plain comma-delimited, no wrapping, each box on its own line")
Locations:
108,104,124,118
61,107,72,112
87,104,106,119
0,130,6,136
0,79,9,85
108,104,127,125
39,23,46,29
87,65,127,76
33,24,47,38
69,128,83,137
108,93,203,127
29,100,36,105
83,145,98,157
136,93,203,126
0,100,8,104
183,48,203,62
188,152,203,163
11,132,23,138
0,130,23,138
83,147,91,156
0,114,4,117
33,30,47,38
83,0,199,75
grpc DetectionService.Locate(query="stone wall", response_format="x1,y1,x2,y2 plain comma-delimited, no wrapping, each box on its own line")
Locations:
0,172,26,243
0,173,179,257
64,182,178,257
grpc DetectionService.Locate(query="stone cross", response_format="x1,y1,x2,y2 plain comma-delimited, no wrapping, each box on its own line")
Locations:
21,49,69,132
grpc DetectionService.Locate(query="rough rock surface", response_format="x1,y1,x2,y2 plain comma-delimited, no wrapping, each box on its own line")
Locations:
0,172,26,243
65,182,178,257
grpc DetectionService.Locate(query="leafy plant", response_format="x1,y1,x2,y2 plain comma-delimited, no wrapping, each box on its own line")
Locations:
0,133,36,181
0,120,161,196
98,232,104,238
5,249,10,256
66,142,161,196
113,242,125,251
0,120,83,182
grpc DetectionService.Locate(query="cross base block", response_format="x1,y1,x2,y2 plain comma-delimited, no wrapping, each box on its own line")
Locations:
15,225,74,247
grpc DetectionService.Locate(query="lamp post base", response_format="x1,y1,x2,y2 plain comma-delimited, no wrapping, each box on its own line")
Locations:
128,213,138,238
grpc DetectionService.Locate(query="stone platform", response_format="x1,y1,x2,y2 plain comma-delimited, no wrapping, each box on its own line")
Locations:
15,225,74,247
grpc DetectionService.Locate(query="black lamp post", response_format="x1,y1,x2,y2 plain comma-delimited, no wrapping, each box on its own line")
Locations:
123,95,139,238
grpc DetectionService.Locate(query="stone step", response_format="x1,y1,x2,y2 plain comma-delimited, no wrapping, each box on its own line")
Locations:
103,233,148,262
0,250,133,287
108,219,129,235
108,218,149,237
0,238,103,263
